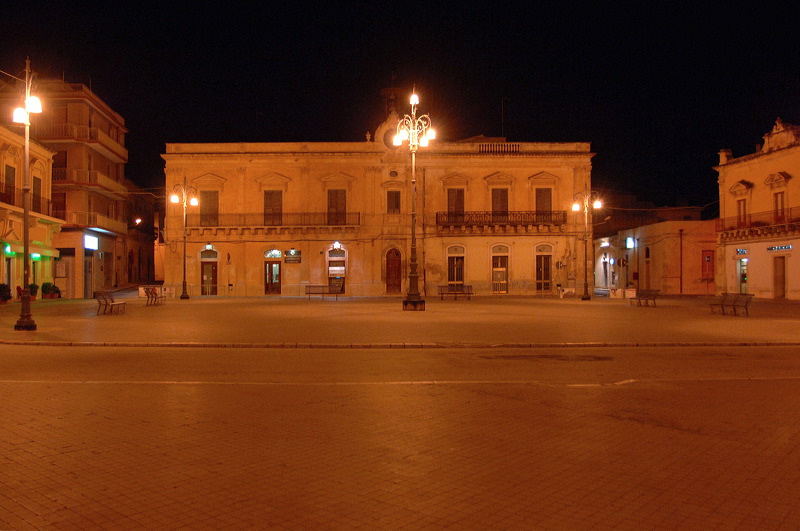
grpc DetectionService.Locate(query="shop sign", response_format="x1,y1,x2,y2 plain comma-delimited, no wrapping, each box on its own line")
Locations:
285,249,301,263
767,245,792,252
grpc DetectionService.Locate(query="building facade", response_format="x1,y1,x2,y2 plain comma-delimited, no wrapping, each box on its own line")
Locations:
715,119,800,300
161,111,595,298
594,220,717,297
0,125,61,296
1,78,155,298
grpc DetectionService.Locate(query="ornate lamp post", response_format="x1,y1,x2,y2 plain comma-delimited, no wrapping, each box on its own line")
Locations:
393,91,435,311
572,188,602,301
170,177,198,299
5,59,43,331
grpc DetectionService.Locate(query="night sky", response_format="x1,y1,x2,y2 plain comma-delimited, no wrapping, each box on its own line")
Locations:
2,3,798,212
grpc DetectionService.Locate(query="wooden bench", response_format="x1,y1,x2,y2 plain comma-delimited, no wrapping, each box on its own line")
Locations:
709,292,733,314
437,284,474,300
731,293,754,316
305,284,343,300
95,291,126,315
145,287,166,306
630,289,659,307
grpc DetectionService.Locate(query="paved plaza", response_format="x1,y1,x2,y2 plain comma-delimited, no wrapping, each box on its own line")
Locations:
1,293,800,529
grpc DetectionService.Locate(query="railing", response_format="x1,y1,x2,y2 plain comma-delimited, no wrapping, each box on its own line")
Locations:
185,212,361,227
53,210,128,234
31,123,128,160
436,210,568,226
479,143,520,154
0,187,52,216
716,206,800,231
52,168,127,194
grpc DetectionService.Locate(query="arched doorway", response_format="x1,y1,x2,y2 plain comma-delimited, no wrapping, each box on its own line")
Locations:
264,249,282,295
386,249,401,293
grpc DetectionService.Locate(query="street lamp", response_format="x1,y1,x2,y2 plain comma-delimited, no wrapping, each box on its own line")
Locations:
170,177,198,299
393,91,435,312
572,189,602,301
5,59,43,331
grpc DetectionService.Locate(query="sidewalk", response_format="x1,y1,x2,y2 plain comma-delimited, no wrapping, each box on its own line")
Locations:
1,291,799,347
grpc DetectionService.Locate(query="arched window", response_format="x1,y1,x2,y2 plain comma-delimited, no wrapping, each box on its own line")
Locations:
447,245,465,286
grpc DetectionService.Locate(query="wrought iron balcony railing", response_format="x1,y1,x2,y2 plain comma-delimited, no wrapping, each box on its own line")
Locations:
185,212,361,227
1,187,52,216
716,206,800,231
436,210,567,226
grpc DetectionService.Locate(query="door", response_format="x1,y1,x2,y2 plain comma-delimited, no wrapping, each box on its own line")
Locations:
264,261,281,294
738,259,748,294
492,255,508,293
83,254,93,298
386,249,402,293
535,254,552,292
201,262,218,295
774,256,786,299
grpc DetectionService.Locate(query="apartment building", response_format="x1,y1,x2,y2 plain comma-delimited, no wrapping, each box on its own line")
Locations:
0,124,61,295
715,118,800,299
161,105,595,298
1,78,154,298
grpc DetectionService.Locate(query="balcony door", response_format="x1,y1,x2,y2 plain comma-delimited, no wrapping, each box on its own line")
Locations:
328,189,346,225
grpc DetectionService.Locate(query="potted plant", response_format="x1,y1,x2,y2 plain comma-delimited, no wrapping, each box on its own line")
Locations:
0,284,10,304
52,285,61,298
41,282,54,299
28,283,39,300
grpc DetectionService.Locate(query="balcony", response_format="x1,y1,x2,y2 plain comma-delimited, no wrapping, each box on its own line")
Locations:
32,123,128,163
436,210,567,234
182,212,361,237
717,206,800,242
52,168,128,198
0,187,52,216
54,210,128,235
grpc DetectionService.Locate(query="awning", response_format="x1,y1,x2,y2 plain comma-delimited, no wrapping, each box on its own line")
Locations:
3,242,60,258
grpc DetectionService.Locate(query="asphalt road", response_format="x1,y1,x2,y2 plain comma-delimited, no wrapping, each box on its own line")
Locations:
2,343,800,529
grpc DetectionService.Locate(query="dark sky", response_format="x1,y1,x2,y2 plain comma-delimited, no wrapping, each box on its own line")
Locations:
2,2,798,211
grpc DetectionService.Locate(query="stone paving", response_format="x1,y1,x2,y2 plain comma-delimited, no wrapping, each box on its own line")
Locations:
0,293,799,529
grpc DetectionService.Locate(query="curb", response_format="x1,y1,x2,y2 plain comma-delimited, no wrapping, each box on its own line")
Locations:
2,340,800,349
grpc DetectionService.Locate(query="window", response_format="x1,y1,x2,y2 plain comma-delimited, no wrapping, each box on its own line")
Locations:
447,245,465,286
3,165,15,205
447,189,465,213
387,190,401,214
200,190,219,226
32,177,42,214
492,188,509,223
774,191,786,224
264,190,282,225
327,189,346,225
736,198,747,228
535,188,552,223
535,188,552,210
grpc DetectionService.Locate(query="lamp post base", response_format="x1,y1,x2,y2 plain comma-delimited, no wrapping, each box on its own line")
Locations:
402,298,426,311
14,320,37,331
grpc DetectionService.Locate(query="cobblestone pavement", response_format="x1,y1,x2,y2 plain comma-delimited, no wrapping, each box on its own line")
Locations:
1,295,800,528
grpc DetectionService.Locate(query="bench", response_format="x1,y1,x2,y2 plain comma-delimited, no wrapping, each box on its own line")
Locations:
305,284,343,300
630,289,659,307
95,291,126,315
145,287,166,306
709,292,733,314
731,293,754,316
437,284,474,300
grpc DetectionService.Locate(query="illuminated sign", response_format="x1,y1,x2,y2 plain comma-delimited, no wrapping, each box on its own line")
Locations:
84,235,99,250
626,237,634,249
285,249,301,263
767,245,792,252
736,248,748,255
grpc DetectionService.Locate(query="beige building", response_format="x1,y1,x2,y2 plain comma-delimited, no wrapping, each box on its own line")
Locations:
162,105,595,298
715,119,800,300
0,124,61,296
1,78,155,298
594,220,717,297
